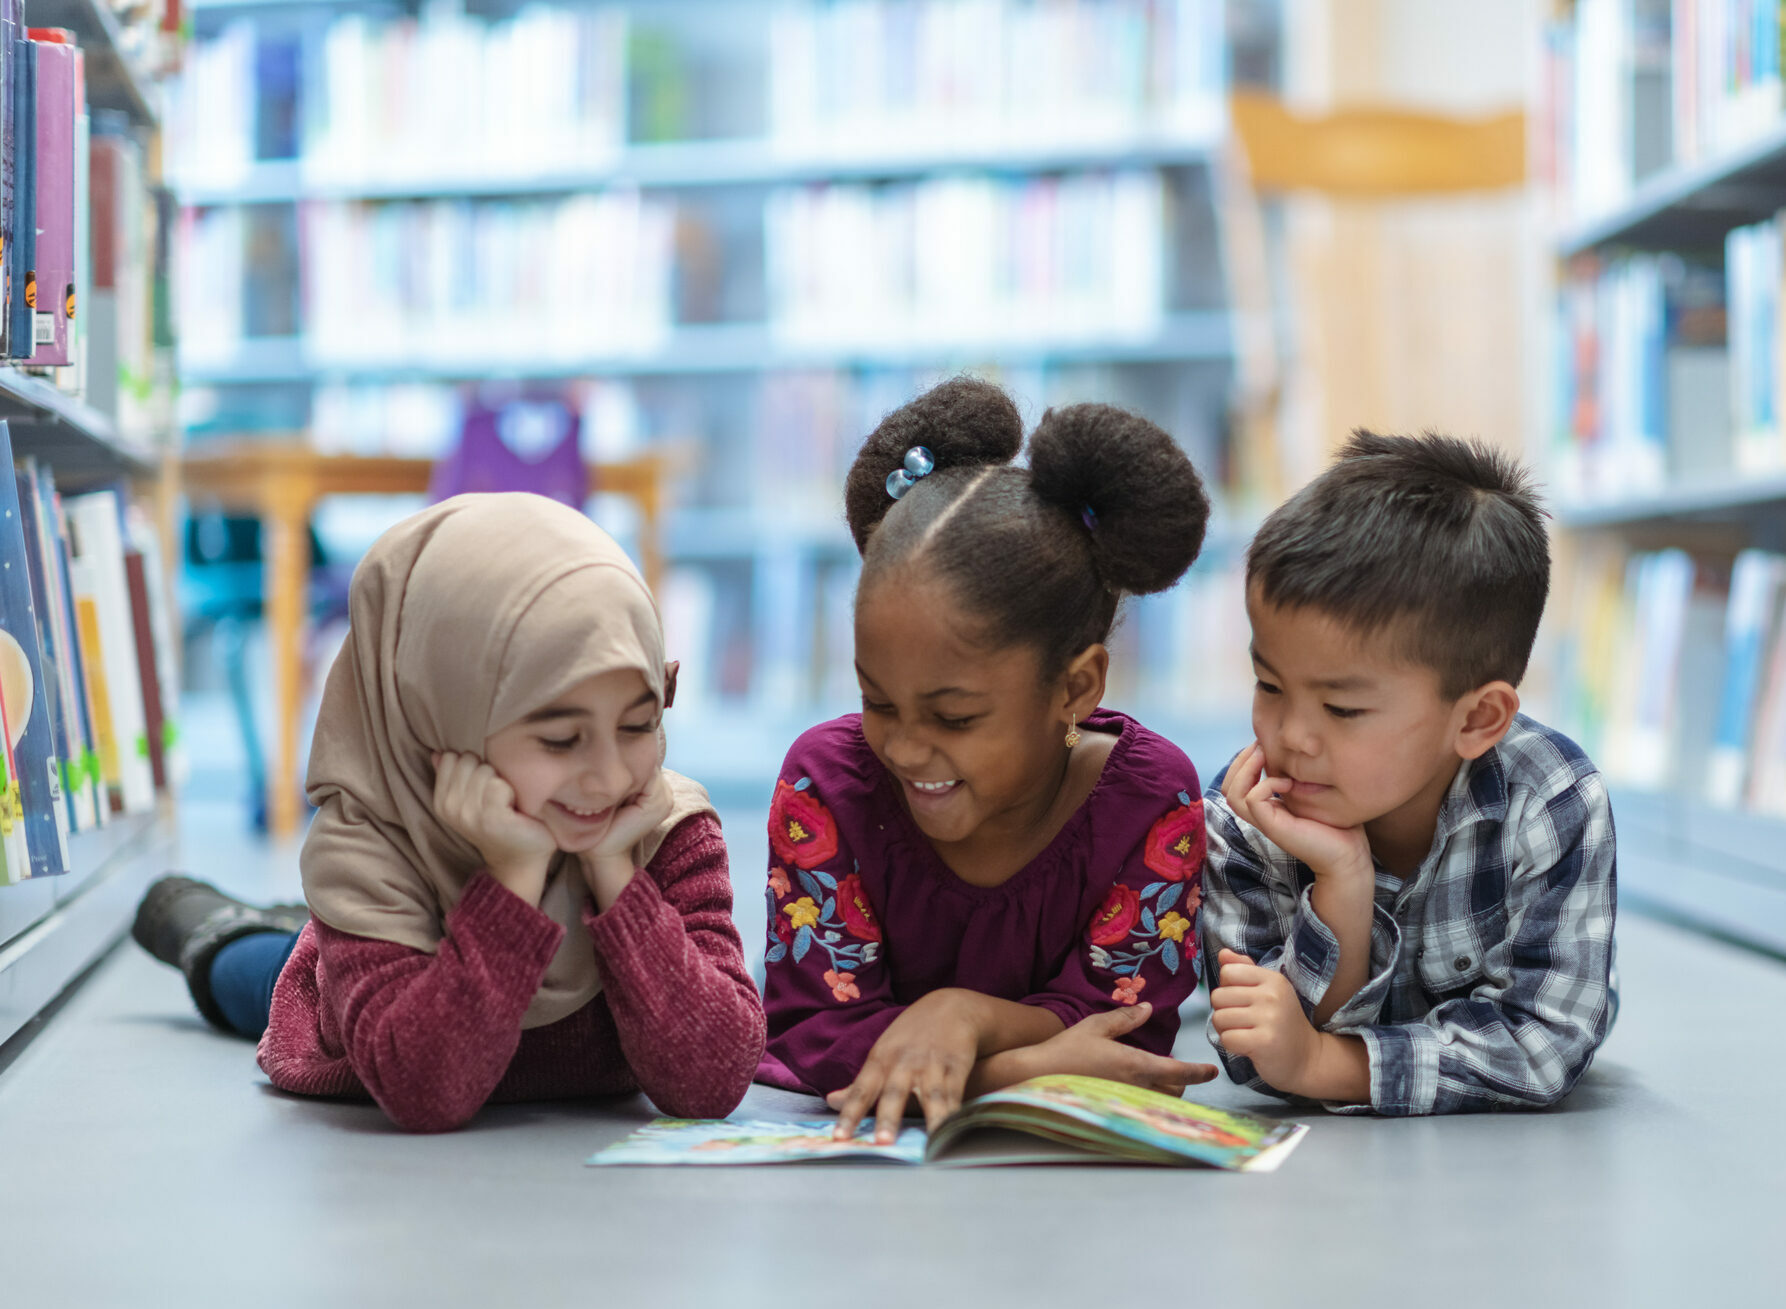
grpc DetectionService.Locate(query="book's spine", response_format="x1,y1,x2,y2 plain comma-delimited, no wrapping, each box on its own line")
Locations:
122,551,165,791
14,463,84,835
46,482,102,825
7,34,32,359
0,0,14,358
0,422,69,874
65,493,154,815
29,40,73,367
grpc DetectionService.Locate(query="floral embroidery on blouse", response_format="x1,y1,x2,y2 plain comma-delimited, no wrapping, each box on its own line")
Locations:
769,777,841,870
765,783,881,1002
1089,791,1206,987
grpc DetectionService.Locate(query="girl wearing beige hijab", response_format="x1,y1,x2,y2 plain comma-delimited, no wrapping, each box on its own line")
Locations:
132,494,765,1131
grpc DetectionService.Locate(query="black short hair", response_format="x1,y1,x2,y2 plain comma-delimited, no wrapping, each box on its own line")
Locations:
844,377,1210,680
1246,430,1550,698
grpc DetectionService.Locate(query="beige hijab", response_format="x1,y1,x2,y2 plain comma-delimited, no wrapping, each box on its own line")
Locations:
301,492,714,1028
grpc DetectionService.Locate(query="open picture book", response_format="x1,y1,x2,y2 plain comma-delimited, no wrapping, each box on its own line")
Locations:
588,1074,1307,1172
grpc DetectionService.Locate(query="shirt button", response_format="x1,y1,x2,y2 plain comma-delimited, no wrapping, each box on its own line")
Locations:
1454,955,1471,972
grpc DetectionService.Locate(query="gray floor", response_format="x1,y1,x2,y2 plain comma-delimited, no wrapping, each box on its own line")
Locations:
3,800,1783,1308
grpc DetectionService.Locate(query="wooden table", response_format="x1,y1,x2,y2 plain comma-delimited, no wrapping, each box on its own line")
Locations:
181,441,670,839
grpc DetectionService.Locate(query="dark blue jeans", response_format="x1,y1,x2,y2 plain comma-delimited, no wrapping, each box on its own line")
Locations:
209,930,302,1039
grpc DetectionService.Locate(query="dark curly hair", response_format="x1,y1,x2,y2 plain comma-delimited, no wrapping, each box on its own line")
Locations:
1246,429,1551,698
845,377,1211,679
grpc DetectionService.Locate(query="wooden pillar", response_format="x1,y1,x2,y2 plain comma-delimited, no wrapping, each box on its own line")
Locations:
262,470,315,841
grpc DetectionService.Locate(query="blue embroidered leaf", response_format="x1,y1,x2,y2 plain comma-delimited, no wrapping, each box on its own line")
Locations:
1189,951,1202,979
824,931,842,943
1162,940,1181,974
811,869,839,890
1140,882,1166,899
1117,963,1141,976
766,943,787,964
793,926,814,964
1178,789,1191,806
1157,883,1183,914
1140,908,1157,934
795,777,812,792
796,870,825,901
820,897,836,922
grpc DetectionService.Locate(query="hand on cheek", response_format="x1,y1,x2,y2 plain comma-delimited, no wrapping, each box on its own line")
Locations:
1221,743,1372,883
1209,948,1320,1094
431,751,557,906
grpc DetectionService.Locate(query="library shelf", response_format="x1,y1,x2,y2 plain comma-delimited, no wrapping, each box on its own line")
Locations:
173,134,1222,206
1612,789,1786,959
0,811,177,1048
1556,473,1786,530
30,0,160,130
0,370,162,481
179,314,1238,386
1558,119,1786,256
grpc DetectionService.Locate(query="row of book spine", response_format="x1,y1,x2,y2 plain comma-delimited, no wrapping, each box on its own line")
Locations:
176,168,1173,367
1543,0,1786,227
0,418,181,884
1558,544,1786,816
170,0,1226,190
1550,214,1786,504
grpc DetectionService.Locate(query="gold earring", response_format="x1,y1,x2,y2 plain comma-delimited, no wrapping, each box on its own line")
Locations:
1065,717,1081,748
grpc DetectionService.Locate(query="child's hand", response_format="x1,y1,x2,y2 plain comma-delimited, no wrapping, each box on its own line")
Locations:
581,774,675,910
590,772,675,862
431,751,557,907
1222,742,1372,884
1025,1004,1218,1094
1209,948,1320,1094
825,990,982,1143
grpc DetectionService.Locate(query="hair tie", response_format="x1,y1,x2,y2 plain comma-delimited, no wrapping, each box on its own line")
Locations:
1081,505,1099,532
885,446,936,500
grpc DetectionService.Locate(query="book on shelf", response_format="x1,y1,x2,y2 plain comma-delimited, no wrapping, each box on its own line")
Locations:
1707,550,1786,808
63,489,155,817
7,17,31,363
588,1074,1306,1172
0,421,67,880
26,33,79,371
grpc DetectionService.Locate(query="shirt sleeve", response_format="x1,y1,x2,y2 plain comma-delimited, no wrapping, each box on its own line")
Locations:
1198,785,1400,1097
313,872,565,1132
581,814,766,1119
1020,790,1209,1057
759,770,903,1096
1331,774,1619,1116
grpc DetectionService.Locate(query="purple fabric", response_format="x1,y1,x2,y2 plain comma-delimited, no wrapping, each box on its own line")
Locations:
427,402,586,507
757,708,1209,1096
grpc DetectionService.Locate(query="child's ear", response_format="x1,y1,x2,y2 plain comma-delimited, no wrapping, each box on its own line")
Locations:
1060,643,1109,720
1454,680,1519,760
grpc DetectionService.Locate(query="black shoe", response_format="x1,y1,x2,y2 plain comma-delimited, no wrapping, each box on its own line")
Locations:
132,875,309,1030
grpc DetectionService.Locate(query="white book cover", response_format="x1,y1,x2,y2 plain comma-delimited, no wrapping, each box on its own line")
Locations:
1707,550,1786,808
65,493,155,816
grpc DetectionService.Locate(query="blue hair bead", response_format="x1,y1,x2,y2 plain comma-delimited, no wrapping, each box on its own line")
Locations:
885,446,935,500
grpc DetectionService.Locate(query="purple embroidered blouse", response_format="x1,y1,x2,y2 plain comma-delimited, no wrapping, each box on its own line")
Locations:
756,708,1208,1096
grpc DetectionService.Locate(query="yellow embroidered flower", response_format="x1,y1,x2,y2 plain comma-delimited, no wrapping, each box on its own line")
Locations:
783,897,821,931
1156,911,1191,943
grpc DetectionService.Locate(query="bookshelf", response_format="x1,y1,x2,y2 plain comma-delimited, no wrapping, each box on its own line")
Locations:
1544,0,1786,957
171,0,1263,749
0,2,185,1045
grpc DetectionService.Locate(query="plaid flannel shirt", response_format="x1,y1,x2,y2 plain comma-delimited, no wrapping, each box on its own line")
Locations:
1200,714,1618,1116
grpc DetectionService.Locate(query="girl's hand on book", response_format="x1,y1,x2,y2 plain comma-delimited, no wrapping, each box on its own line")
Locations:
825,991,982,1143
1222,742,1373,886
432,751,556,907
1028,1004,1218,1095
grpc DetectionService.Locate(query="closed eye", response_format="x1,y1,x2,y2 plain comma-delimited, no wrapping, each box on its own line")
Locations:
539,735,579,752
1325,705,1364,720
860,697,894,716
935,714,979,731
1255,679,1281,696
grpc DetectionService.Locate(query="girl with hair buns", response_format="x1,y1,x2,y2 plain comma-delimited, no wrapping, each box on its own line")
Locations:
758,377,1218,1143
132,493,764,1132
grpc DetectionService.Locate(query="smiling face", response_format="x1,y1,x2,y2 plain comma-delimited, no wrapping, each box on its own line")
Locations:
854,571,1076,852
1245,587,1477,859
482,668,660,855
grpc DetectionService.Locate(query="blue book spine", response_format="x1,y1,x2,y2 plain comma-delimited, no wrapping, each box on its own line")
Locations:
0,422,68,874
35,465,102,824
14,463,80,833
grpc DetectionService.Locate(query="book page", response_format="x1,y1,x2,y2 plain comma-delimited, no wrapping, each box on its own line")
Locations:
588,1119,925,1167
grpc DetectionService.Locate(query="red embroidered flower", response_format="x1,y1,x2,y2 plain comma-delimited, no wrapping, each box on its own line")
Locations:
768,778,840,870
1088,884,1141,946
768,867,792,898
825,969,861,1003
836,873,883,942
1143,795,1206,882
773,912,795,948
1111,976,1147,1006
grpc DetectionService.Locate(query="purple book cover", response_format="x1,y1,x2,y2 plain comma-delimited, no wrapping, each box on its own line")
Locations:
30,39,73,367
1,0,15,353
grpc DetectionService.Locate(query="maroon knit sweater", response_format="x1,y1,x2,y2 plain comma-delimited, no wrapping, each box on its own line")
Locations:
257,814,765,1132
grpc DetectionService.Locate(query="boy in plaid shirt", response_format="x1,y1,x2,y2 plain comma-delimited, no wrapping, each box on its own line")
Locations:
1201,432,1616,1115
